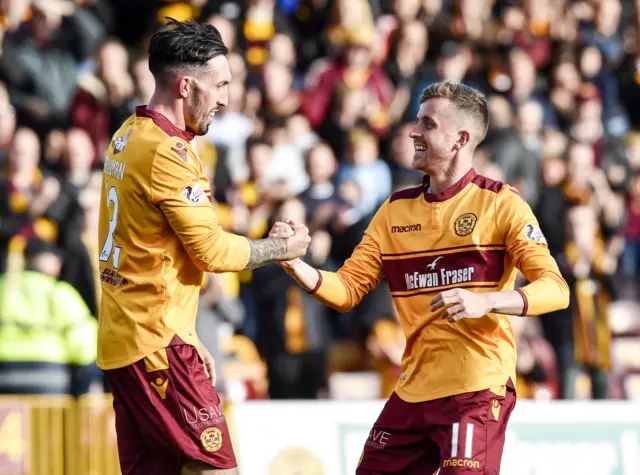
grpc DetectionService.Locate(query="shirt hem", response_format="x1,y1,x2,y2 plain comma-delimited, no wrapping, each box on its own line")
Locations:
394,374,516,403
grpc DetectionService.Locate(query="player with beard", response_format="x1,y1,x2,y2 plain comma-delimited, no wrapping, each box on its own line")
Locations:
269,82,570,474
97,19,310,475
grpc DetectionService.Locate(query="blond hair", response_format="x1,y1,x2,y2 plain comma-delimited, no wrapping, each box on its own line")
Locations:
419,81,489,143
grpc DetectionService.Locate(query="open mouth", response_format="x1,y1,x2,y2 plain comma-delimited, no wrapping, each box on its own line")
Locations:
414,144,427,152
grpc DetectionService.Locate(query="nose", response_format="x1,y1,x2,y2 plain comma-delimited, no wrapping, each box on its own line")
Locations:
409,124,421,138
217,86,229,108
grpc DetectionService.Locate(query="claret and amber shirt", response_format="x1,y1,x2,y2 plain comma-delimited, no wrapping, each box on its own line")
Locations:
310,169,569,402
97,107,250,370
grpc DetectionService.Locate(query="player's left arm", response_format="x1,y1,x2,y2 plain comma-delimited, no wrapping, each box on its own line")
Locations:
431,186,570,322
495,187,570,315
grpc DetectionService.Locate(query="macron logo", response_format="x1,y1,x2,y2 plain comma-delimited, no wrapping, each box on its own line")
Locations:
392,224,422,234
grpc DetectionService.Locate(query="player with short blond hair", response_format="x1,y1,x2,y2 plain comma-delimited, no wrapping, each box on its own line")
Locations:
97,19,310,475
270,81,570,474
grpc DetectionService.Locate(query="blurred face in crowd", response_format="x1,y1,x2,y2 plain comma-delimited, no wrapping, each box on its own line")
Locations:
184,56,231,136
553,61,581,94
393,123,417,168
31,252,62,278
542,128,568,159
227,52,248,83
567,205,598,249
338,180,361,205
65,129,94,171
580,47,603,79
306,143,336,185
346,44,371,70
398,21,429,64
276,198,306,225
394,0,421,22
268,33,296,68
630,175,640,199
349,134,379,165
247,142,272,182
263,60,293,102
409,98,467,174
132,58,155,104
206,14,236,51
509,51,536,101
0,102,16,147
9,128,40,174
436,45,470,82
542,157,567,186
576,97,603,124
99,41,129,79
626,141,640,170
516,100,543,137
487,95,513,130
422,0,442,16
566,142,595,184
595,0,621,36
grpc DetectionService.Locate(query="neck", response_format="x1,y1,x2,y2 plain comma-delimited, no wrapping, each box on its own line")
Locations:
147,90,185,130
427,160,472,194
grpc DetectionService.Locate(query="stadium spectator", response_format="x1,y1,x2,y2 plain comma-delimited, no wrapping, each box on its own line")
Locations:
0,0,639,407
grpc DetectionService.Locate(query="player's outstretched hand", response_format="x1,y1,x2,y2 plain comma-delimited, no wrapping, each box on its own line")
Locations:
430,288,493,323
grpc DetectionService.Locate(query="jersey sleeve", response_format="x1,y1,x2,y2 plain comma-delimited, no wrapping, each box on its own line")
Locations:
150,138,250,273
312,201,387,312
496,186,570,315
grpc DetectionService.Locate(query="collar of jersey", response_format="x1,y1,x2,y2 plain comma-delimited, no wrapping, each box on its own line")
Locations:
422,168,477,203
135,106,195,142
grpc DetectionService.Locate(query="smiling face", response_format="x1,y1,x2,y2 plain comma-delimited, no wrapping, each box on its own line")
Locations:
408,97,467,174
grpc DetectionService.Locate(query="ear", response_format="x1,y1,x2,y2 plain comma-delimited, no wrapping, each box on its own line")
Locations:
454,130,470,150
178,76,191,99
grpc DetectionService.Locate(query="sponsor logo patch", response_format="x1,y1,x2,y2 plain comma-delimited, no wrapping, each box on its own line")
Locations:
391,223,422,233
523,223,547,244
182,183,206,205
150,377,168,400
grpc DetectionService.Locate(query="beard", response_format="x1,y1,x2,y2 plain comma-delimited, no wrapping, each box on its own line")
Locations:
185,87,211,136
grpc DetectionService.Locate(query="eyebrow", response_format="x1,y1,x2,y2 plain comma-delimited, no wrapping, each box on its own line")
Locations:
417,115,436,126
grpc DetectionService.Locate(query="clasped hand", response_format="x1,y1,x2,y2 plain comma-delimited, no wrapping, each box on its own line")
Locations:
269,220,310,263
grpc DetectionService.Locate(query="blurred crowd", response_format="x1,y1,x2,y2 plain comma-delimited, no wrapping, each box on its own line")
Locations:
0,0,639,403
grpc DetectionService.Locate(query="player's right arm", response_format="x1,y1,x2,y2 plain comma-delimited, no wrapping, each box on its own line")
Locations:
151,139,308,273
277,201,387,312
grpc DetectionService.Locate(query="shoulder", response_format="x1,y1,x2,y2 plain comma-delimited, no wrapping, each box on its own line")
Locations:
469,173,505,194
154,136,193,164
389,184,423,203
470,174,526,202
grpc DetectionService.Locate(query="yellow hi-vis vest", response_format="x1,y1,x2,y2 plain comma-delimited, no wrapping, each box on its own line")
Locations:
0,271,97,366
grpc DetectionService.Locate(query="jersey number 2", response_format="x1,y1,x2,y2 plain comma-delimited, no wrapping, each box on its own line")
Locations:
100,186,121,269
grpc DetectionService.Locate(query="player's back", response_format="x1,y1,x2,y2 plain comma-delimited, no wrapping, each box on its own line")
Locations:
97,107,208,370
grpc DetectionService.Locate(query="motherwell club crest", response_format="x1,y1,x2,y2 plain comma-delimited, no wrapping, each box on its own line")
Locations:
453,213,478,236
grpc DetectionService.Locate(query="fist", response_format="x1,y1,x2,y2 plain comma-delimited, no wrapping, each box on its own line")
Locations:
430,288,493,323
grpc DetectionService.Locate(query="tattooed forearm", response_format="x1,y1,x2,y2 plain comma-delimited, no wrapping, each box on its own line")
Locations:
243,237,289,270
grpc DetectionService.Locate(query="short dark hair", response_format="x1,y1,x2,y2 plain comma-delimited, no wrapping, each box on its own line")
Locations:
148,18,228,82
419,81,489,143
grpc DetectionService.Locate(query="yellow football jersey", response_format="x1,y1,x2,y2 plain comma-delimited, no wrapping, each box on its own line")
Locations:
97,107,250,370
311,169,570,402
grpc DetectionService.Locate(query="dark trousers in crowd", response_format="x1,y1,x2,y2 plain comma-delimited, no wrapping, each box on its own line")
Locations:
266,351,326,400
539,308,577,399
